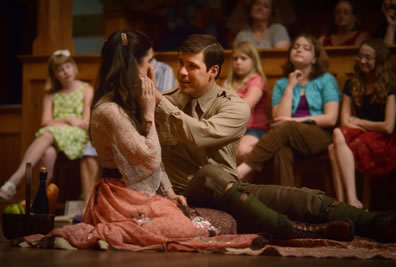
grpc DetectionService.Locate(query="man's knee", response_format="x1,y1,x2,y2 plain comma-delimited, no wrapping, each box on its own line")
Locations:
184,165,237,205
194,165,236,194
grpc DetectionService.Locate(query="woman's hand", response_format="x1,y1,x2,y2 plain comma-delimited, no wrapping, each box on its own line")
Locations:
68,117,86,128
166,188,188,206
385,8,396,28
147,64,163,104
288,70,304,88
348,116,367,131
173,195,188,207
271,116,293,127
140,76,156,122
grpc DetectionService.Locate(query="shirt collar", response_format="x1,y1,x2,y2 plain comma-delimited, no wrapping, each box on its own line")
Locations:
194,83,222,114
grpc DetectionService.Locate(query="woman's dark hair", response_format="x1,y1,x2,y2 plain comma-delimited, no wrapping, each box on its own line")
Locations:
282,33,328,80
93,30,153,135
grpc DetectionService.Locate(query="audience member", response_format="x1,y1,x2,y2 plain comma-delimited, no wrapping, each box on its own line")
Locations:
328,39,396,209
222,41,269,163
152,58,177,92
233,0,290,49
238,33,340,186
0,50,93,200
319,0,369,47
154,33,396,243
375,0,396,46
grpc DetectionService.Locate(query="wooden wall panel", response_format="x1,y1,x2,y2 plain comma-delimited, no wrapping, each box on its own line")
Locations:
0,106,22,200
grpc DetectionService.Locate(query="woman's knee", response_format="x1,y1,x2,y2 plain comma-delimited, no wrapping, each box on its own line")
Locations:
40,146,57,162
40,131,55,144
332,128,346,146
238,143,254,160
328,143,334,158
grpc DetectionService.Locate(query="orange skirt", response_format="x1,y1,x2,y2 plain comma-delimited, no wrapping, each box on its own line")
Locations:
45,179,259,252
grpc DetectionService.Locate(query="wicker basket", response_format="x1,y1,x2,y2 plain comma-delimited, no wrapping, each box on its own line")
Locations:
2,163,54,240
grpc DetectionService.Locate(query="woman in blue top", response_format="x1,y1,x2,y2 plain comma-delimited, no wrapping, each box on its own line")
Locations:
238,33,340,186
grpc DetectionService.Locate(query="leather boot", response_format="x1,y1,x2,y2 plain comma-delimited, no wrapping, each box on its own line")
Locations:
371,212,396,243
286,219,355,241
322,197,396,242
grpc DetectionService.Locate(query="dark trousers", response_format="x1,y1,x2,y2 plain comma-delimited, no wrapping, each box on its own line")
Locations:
183,165,386,239
183,165,328,224
246,121,332,186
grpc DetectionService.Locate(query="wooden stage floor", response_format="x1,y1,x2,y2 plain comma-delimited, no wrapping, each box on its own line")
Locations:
1,222,395,267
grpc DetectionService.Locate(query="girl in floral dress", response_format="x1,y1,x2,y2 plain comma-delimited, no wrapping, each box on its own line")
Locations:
0,50,93,200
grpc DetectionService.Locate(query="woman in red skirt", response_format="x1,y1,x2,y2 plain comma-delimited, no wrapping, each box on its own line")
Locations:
328,38,396,209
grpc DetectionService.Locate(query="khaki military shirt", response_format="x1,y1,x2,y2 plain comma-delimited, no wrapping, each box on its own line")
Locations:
155,83,250,194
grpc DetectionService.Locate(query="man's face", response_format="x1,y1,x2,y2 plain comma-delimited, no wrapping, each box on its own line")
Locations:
176,51,217,98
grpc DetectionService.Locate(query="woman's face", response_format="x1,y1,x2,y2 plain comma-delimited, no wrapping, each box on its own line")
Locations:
137,48,154,77
289,37,316,69
334,1,356,30
232,49,254,78
250,0,272,22
356,44,376,74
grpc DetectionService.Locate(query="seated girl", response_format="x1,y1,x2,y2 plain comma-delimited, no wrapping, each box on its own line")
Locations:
222,41,269,164
328,39,396,209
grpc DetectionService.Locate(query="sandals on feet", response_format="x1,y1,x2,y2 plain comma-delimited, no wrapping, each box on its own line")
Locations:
0,181,16,200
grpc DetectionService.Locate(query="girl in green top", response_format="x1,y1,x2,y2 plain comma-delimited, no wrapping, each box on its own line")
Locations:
0,50,93,200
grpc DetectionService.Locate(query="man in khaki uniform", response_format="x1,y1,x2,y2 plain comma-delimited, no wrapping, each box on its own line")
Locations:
153,34,395,242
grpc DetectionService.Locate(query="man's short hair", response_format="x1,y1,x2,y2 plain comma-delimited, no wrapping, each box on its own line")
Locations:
177,34,224,79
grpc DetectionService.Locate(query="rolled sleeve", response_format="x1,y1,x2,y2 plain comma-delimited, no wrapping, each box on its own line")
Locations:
157,96,250,148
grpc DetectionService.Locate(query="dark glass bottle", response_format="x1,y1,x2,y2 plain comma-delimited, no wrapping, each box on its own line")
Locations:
31,167,49,214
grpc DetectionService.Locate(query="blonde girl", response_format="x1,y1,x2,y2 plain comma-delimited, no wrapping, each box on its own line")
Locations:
0,50,93,200
223,41,269,163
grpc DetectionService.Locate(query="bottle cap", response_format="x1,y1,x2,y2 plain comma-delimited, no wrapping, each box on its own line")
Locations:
40,167,47,172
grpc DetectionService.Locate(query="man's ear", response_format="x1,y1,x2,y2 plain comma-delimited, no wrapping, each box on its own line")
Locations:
209,65,219,79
